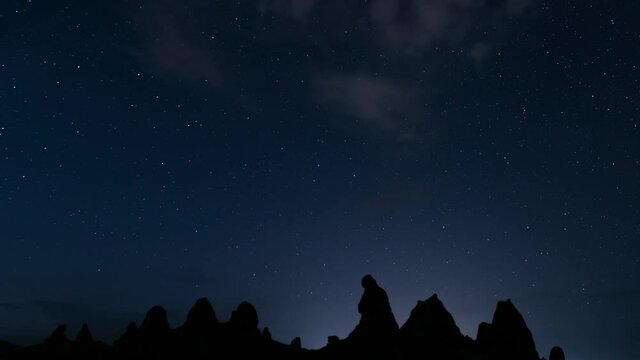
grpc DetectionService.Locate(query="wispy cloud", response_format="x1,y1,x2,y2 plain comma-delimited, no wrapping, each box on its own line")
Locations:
369,0,533,54
259,0,535,142
259,0,534,60
130,0,535,142
313,72,421,141
134,2,218,84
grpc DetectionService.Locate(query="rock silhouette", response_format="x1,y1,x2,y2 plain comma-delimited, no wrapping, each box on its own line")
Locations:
182,297,218,332
476,299,539,360
114,322,139,345
400,294,472,358
74,324,94,345
228,301,259,335
327,335,340,346
139,305,170,337
290,336,302,349
347,274,399,341
0,274,563,360
262,327,272,341
401,294,464,343
44,324,68,345
549,346,565,360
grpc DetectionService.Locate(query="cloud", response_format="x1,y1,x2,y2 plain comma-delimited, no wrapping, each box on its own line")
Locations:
369,0,533,56
133,1,536,83
256,0,535,143
258,0,533,60
128,0,535,142
313,72,420,140
134,2,218,83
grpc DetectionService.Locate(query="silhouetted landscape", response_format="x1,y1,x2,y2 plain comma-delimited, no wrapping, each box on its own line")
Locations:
0,274,564,359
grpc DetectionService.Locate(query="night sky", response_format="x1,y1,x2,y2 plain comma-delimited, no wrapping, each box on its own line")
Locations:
1,1,639,358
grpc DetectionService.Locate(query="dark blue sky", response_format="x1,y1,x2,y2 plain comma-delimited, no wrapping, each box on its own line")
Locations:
1,1,638,358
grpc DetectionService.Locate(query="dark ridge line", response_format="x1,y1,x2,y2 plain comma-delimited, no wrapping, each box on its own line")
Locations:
0,274,565,360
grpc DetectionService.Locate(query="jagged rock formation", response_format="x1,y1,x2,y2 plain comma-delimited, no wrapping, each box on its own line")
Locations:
114,322,140,347
228,301,259,333
75,324,94,345
327,335,340,346
401,294,464,343
173,298,220,357
549,346,565,360
290,337,301,349
476,299,540,360
139,305,170,338
400,294,472,358
44,324,68,345
0,274,562,360
347,274,399,341
261,327,272,341
181,297,218,333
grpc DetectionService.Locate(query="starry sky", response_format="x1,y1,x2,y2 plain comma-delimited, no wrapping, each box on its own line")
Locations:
1,1,639,358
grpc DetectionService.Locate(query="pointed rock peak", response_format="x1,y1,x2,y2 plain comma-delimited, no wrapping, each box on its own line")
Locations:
75,324,94,344
414,293,446,310
116,322,140,344
492,299,528,329
140,305,170,334
45,324,68,344
550,346,565,360
423,293,445,308
476,300,539,360
401,293,463,342
229,301,259,330
184,297,218,330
